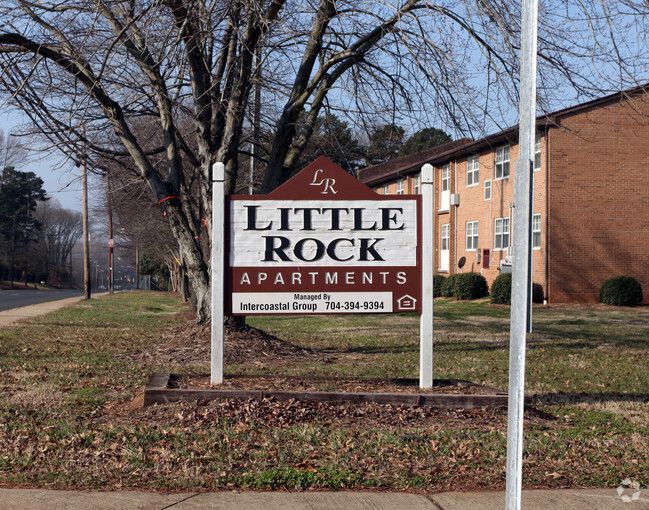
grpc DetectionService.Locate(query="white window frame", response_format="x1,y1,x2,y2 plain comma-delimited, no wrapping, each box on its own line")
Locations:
466,221,479,251
534,135,542,171
441,164,450,192
495,146,510,180
533,213,541,249
413,174,420,194
466,156,479,187
382,183,389,195
439,164,451,211
396,179,405,195
484,180,492,201
494,217,510,250
441,224,450,251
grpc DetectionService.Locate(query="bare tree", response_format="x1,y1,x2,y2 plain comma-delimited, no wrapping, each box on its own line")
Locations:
34,200,83,286
0,0,644,321
0,129,26,169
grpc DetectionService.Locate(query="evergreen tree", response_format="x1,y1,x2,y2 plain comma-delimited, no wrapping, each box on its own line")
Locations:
399,127,452,156
366,124,405,165
0,167,48,285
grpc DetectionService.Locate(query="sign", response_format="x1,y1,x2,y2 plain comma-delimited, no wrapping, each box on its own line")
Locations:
108,238,114,248
226,157,421,315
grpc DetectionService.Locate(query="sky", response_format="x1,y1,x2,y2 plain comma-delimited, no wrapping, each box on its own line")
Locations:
1,111,87,211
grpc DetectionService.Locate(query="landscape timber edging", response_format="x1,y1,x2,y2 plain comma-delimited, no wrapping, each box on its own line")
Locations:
143,372,510,409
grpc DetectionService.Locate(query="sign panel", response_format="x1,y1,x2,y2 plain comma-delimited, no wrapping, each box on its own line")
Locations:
226,157,420,315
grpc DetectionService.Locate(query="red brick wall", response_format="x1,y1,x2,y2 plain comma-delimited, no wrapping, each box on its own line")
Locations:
547,95,649,303
449,142,548,297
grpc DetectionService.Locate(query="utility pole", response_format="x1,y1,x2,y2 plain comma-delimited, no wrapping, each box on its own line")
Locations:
105,172,114,294
82,145,91,299
135,244,140,290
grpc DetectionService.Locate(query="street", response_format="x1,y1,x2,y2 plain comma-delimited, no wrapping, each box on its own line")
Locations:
0,289,85,312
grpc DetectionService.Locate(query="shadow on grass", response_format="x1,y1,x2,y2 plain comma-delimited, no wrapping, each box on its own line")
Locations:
528,328,649,349
532,392,649,405
333,344,420,355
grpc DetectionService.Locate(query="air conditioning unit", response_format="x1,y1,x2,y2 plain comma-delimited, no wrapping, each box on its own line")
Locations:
450,193,460,206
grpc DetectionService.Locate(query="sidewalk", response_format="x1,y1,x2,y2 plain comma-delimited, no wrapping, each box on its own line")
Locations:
0,293,107,327
0,488,647,510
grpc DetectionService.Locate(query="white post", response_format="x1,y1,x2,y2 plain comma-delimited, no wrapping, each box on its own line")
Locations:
211,162,225,385
506,0,538,507
419,164,434,388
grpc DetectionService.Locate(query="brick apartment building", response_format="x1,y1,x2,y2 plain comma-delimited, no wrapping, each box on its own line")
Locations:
358,86,649,303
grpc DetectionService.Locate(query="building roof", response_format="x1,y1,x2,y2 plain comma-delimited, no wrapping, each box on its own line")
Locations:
360,139,473,186
359,84,649,186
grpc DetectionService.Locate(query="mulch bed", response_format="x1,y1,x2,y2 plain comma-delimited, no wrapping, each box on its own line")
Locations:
123,311,555,430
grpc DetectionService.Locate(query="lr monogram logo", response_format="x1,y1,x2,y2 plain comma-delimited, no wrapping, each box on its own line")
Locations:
309,168,337,194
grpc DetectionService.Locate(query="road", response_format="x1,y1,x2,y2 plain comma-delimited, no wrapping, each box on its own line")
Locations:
0,289,85,312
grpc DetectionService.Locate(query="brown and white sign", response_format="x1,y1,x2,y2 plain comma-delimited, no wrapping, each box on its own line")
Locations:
226,157,421,315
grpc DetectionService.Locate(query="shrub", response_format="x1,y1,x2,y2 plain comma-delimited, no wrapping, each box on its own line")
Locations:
599,276,643,307
490,273,545,305
440,274,459,298
454,272,489,300
432,274,447,298
532,282,545,303
490,273,512,304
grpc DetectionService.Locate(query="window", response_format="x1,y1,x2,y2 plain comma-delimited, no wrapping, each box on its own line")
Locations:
466,156,479,186
441,164,450,192
382,183,389,195
534,135,542,171
413,175,420,194
441,224,450,251
495,146,510,179
396,179,405,195
466,221,479,251
494,217,510,250
484,180,491,200
533,213,541,248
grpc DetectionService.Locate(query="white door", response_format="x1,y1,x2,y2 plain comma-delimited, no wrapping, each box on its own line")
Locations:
440,224,450,271
440,164,450,211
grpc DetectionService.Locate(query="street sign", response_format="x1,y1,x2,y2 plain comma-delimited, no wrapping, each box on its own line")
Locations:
108,238,114,248
226,157,421,315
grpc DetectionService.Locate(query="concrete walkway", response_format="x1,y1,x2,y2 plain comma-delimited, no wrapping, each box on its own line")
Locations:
0,488,647,510
0,292,107,326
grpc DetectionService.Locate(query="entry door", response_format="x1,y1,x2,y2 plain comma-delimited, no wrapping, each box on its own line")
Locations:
440,224,450,271
440,164,450,211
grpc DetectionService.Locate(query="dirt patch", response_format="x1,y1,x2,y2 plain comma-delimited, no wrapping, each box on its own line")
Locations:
113,312,559,434
107,390,554,433
128,310,319,367
177,374,503,395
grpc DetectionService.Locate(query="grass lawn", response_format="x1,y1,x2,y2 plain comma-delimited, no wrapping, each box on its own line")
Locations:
0,292,647,493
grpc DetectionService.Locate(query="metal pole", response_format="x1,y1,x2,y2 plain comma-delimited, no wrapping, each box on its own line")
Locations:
211,162,225,385
419,164,434,388
505,0,538,508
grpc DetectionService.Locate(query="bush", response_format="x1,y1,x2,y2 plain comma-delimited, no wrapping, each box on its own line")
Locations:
599,276,643,307
490,273,512,304
532,282,545,303
490,273,545,305
440,274,459,298
454,272,489,300
432,274,447,298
